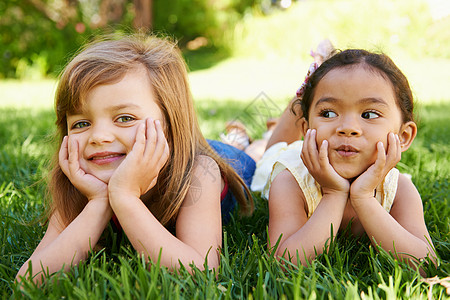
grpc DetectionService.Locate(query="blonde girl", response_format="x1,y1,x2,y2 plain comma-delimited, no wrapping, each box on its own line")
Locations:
16,34,253,283
258,49,436,267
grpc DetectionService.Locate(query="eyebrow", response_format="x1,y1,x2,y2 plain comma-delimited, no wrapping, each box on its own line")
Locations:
315,97,389,107
68,103,141,117
108,103,141,112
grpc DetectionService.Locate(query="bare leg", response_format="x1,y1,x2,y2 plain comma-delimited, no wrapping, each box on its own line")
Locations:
265,98,304,150
244,139,267,162
221,99,305,162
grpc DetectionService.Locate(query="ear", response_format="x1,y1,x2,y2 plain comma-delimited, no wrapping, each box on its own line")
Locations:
398,121,417,152
300,117,309,137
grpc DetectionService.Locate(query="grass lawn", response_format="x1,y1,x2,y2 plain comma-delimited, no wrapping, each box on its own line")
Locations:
0,75,449,298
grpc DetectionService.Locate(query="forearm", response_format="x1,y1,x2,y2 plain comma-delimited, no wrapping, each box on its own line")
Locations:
352,198,435,260
110,195,217,270
278,194,347,265
16,199,112,282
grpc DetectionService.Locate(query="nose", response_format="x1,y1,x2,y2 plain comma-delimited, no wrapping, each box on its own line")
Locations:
88,123,114,145
337,115,362,137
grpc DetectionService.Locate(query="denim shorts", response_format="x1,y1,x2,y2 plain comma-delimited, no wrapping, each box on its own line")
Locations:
207,140,256,224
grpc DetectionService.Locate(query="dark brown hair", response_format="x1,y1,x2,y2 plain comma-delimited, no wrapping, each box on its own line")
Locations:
293,49,415,124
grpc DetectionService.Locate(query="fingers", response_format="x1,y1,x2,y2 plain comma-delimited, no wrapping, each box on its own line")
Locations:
59,135,82,177
301,129,331,172
142,118,157,157
301,129,320,170
153,119,170,168
128,118,169,174
372,133,401,177
385,132,401,169
59,136,69,175
131,120,147,155
354,133,401,195
318,139,329,168
67,136,81,176
370,141,387,177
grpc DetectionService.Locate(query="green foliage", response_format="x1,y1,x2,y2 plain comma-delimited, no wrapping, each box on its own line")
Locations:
0,0,92,79
0,0,262,79
1,0,449,78
0,100,448,298
153,0,222,47
232,0,450,60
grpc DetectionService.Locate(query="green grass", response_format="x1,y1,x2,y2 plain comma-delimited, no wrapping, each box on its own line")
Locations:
0,99,449,299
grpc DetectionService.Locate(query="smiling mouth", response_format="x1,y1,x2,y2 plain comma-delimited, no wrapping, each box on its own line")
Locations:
90,153,124,160
88,152,125,165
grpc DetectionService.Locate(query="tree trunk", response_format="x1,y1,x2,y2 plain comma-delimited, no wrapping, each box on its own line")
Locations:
134,0,152,30
94,0,126,28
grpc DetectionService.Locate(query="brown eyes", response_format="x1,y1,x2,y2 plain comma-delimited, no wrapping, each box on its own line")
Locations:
320,110,337,118
319,110,380,119
361,111,380,119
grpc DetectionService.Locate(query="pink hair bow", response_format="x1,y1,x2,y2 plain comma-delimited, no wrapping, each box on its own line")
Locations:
296,62,319,98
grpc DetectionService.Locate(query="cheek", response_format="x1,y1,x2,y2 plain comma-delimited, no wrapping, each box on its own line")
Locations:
67,134,85,152
381,133,390,154
124,126,140,149
314,129,328,146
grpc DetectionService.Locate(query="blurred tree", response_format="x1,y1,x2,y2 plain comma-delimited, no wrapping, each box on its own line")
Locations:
92,0,127,28
0,0,260,78
25,0,78,28
133,0,152,30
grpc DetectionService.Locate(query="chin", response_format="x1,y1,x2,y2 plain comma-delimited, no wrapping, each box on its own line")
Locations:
335,167,366,180
90,171,113,184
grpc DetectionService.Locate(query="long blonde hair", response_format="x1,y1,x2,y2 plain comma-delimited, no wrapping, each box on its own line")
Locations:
49,34,253,227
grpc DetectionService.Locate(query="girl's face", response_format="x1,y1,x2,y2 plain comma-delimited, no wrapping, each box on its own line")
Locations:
305,65,404,179
66,66,164,183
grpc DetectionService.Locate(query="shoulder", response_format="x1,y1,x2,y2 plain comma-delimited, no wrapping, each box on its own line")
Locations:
180,155,222,208
391,173,423,216
192,155,221,179
188,155,222,199
395,173,421,202
269,169,305,207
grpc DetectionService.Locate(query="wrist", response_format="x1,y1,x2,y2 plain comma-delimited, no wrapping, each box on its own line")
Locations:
87,195,109,204
350,194,376,210
321,189,349,208
85,197,113,218
321,187,349,199
108,187,140,205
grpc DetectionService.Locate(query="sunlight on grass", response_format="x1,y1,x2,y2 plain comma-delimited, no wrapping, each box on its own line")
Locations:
1,54,449,112
0,80,56,109
189,56,450,105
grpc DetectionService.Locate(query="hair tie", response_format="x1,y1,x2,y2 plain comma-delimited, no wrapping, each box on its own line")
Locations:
296,62,319,98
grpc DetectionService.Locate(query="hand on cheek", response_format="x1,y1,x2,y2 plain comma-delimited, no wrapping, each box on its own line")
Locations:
59,135,108,201
350,132,401,204
301,129,350,196
108,118,170,198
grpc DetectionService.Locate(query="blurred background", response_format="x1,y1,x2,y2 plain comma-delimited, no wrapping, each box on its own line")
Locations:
1,0,449,136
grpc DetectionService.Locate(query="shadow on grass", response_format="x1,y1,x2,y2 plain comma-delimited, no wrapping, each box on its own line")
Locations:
183,46,231,72
196,96,283,141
